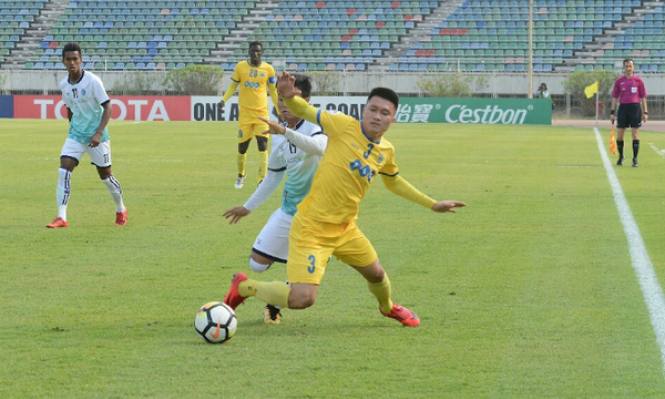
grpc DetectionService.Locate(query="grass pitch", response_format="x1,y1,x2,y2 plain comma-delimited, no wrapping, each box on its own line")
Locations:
1,119,665,398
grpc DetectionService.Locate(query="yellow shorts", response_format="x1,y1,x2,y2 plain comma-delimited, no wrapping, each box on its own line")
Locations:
238,111,269,144
286,213,378,285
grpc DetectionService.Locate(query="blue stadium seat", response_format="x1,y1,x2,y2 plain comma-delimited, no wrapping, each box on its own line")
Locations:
20,0,632,72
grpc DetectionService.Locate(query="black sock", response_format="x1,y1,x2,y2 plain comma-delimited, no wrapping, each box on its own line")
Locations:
633,140,640,159
617,140,624,157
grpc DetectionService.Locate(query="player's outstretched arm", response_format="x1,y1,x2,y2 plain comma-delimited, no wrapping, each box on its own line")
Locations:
258,116,327,156
278,70,340,129
276,71,301,99
242,168,284,212
258,116,286,135
223,206,251,225
381,174,437,208
431,201,467,213
382,174,467,213
283,129,327,156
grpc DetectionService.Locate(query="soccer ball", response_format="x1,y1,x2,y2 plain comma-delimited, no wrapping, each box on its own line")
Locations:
194,301,237,344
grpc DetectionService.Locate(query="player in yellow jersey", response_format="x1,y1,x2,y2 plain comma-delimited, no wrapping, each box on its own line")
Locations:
222,71,466,327
218,41,279,189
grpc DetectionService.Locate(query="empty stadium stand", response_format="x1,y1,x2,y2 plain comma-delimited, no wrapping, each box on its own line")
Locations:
221,0,445,71
1,0,665,72
18,0,251,71
392,0,665,72
0,0,48,67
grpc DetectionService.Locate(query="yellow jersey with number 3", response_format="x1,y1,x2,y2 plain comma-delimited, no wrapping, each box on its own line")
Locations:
227,60,277,115
297,108,399,225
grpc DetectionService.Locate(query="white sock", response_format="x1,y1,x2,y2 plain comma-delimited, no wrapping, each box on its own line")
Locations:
101,175,125,212
56,168,71,220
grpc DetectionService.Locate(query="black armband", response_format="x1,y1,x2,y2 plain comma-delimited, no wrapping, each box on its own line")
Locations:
610,110,615,115
644,111,649,115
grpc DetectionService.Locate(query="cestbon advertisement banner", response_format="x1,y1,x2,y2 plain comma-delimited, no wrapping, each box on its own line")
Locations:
11,95,551,125
398,97,552,125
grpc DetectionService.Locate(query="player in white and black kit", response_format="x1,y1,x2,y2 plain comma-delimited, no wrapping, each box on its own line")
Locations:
47,42,127,228
610,58,648,167
223,75,327,323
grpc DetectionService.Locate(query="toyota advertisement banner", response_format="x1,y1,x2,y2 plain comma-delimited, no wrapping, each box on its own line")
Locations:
13,95,190,121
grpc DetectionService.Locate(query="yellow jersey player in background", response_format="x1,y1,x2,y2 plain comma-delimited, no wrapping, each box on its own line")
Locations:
222,71,466,328
218,41,279,189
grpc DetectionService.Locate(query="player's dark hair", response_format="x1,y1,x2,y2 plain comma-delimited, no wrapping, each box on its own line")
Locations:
62,42,82,59
249,41,263,50
623,58,634,66
292,74,312,98
367,87,399,112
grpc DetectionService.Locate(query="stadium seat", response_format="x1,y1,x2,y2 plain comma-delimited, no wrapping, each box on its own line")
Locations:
15,0,648,72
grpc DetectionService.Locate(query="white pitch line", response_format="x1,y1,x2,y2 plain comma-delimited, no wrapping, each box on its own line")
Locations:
648,143,665,159
595,127,665,378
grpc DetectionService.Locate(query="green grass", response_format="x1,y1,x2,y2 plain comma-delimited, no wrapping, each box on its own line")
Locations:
1,119,665,398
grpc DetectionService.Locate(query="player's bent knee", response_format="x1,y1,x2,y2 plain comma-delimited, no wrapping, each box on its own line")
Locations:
60,156,78,171
287,284,317,309
288,296,315,309
249,258,272,273
256,136,268,152
352,260,385,283
96,166,112,180
238,140,251,154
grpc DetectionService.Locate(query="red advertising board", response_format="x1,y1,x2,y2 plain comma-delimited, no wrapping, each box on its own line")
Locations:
13,96,191,121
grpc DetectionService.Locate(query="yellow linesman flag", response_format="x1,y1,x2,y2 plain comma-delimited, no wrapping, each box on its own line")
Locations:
609,126,617,155
584,81,599,99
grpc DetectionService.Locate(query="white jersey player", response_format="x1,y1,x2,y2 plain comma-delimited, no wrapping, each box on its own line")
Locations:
47,42,126,228
223,74,327,323
244,118,325,263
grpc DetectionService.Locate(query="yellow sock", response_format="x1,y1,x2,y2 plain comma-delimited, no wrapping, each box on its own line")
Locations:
254,281,291,308
238,279,290,308
257,150,268,181
238,278,257,297
368,274,393,313
237,153,246,176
